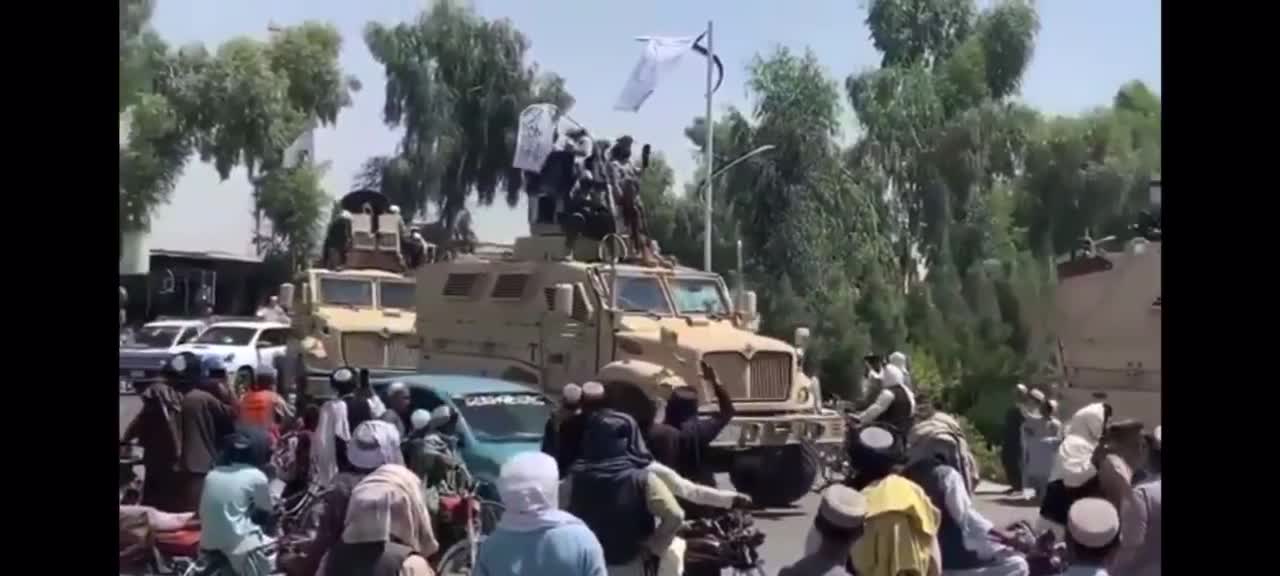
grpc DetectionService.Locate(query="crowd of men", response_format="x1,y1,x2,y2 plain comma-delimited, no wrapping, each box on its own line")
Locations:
121,345,1160,576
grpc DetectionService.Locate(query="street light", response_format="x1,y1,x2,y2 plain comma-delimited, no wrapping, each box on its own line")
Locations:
701,144,777,271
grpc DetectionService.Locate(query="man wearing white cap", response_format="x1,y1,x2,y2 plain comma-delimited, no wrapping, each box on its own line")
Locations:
1064,498,1121,576
542,383,583,463
853,363,916,437
285,420,403,576
1112,426,1160,576
780,485,866,575
889,351,913,393
552,381,606,477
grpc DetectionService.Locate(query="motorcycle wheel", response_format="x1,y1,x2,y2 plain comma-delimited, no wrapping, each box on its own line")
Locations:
435,536,484,576
729,444,819,507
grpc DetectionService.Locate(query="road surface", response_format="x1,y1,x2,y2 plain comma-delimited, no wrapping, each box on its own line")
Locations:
119,394,1037,571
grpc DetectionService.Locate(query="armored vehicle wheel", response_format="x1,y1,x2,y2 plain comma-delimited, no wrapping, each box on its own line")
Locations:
728,444,819,507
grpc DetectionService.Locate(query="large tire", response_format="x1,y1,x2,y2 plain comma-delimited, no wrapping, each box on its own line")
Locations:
728,444,819,507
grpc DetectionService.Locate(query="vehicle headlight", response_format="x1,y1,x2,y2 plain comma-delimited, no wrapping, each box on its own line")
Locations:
797,386,811,405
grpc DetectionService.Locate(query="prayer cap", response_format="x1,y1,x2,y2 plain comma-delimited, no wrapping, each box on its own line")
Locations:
562,383,583,404
582,381,606,399
1068,498,1120,548
819,485,867,529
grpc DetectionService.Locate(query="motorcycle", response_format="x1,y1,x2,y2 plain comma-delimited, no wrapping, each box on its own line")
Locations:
679,510,768,576
430,465,505,576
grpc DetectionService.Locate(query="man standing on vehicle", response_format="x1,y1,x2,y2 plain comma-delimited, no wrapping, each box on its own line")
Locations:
175,354,238,513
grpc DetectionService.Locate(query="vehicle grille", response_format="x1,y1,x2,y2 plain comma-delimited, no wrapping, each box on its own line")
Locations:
343,333,384,368
701,351,793,401
342,333,418,369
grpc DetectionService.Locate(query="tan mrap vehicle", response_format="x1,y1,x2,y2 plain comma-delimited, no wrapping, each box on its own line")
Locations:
277,190,432,406
1053,179,1162,427
414,232,846,506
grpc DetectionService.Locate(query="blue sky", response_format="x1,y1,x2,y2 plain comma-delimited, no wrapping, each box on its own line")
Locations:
146,0,1161,255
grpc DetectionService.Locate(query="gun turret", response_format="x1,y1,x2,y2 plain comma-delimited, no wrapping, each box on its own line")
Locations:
322,189,416,273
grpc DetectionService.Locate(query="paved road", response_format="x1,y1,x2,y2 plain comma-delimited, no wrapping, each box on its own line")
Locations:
119,394,1036,572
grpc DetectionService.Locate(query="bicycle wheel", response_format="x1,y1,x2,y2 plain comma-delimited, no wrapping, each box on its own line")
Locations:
436,536,483,576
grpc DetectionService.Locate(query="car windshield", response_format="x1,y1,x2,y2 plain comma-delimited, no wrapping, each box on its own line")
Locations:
320,277,374,307
610,275,672,315
455,393,551,441
130,326,181,348
669,277,729,315
193,326,256,346
380,282,415,310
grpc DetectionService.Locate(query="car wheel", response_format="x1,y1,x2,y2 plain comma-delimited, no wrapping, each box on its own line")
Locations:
235,367,254,397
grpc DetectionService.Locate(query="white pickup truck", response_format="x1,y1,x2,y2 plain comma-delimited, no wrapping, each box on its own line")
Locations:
118,319,207,394
172,320,290,394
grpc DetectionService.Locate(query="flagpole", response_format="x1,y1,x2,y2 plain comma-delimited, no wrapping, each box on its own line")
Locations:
702,19,715,272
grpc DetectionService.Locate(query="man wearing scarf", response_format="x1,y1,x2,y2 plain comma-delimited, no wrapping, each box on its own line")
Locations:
312,367,386,487
286,420,404,576
854,364,915,439
199,426,276,576
542,383,583,463
903,433,1029,576
554,381,608,477
1037,402,1110,539
176,354,238,513
566,410,684,576
476,452,607,576
318,463,437,576
121,357,187,512
848,426,942,576
1001,385,1031,497
657,362,735,487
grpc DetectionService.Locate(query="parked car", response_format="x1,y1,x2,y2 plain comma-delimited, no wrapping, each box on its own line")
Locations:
372,374,552,490
173,320,290,394
118,319,207,394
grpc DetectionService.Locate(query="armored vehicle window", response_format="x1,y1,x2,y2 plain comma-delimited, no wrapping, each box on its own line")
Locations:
491,274,530,300
195,326,255,346
319,278,374,307
614,276,672,315
669,277,729,315
443,273,483,298
380,281,415,310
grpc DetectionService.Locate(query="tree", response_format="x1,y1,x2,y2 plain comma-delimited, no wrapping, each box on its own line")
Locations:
363,0,574,228
119,8,359,273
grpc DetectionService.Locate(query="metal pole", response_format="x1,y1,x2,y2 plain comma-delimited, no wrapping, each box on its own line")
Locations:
702,20,715,272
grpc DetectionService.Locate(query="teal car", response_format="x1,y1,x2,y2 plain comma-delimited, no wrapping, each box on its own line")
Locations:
372,374,552,491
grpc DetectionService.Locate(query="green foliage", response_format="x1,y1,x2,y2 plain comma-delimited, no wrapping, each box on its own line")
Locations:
635,1,1157,438
254,162,330,270
119,7,357,266
364,0,574,226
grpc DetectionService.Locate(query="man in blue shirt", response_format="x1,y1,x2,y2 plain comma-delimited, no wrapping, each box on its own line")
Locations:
199,426,275,576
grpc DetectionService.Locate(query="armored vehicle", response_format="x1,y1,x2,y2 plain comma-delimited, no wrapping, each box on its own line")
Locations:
413,212,845,506
1054,179,1162,426
278,190,434,404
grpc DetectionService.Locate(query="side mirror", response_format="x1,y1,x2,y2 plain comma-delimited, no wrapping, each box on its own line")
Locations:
794,327,811,350
551,284,574,317
737,290,758,318
660,326,679,350
278,283,295,311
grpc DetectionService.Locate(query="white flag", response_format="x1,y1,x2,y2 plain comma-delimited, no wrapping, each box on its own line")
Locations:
614,36,701,112
512,103,559,172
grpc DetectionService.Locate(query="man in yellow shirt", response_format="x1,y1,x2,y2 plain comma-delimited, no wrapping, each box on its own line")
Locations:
850,426,943,576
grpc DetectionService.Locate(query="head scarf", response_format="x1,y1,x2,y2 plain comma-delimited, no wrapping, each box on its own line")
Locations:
347,420,404,470
1050,402,1108,487
496,452,584,532
222,425,272,468
664,387,700,429
572,410,653,475
341,464,439,556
